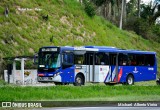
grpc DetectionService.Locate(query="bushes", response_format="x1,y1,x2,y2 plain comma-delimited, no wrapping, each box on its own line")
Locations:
152,25,160,42
124,17,160,43
83,0,95,17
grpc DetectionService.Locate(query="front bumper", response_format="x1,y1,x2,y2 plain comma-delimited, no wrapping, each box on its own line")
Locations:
37,75,62,82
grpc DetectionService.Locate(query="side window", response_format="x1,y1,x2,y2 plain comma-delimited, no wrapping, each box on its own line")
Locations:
128,54,155,66
145,54,155,66
128,54,137,66
62,52,74,68
136,54,145,66
118,53,128,66
74,55,84,65
95,53,109,65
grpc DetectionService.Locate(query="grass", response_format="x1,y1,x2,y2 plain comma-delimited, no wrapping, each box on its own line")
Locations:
0,84,160,101
0,80,159,101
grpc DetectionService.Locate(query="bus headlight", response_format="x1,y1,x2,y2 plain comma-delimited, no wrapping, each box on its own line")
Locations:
54,72,61,77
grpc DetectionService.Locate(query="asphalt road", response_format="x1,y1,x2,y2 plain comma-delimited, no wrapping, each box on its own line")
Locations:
33,107,160,110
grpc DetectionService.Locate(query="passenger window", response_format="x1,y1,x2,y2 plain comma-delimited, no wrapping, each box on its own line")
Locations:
145,54,155,66
128,54,137,66
74,55,84,65
118,53,128,66
127,54,155,66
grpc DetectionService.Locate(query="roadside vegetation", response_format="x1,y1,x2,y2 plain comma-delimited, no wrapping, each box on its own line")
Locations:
0,84,160,101
0,80,159,101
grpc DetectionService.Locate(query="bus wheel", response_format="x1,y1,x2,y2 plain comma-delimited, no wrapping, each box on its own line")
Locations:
126,75,134,85
156,78,160,85
74,74,84,86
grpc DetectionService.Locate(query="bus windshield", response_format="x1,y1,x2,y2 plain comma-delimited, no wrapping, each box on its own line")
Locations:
38,52,61,69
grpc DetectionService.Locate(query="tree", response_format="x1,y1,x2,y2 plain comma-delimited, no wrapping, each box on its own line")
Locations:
119,0,124,29
83,0,96,17
126,0,138,16
91,0,125,26
86,0,159,42
140,0,160,24
138,0,141,18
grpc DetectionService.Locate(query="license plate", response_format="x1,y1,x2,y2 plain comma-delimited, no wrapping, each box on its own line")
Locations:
43,77,48,80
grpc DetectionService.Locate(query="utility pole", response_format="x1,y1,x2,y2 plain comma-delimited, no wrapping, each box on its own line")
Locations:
138,0,141,18
119,0,124,30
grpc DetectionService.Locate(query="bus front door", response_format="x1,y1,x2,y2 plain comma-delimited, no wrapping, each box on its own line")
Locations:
86,53,95,82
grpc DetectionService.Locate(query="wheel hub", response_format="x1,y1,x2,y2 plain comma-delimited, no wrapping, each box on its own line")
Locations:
77,77,81,84
128,77,133,84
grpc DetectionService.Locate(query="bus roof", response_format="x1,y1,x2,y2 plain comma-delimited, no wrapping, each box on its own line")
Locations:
85,46,117,49
40,46,156,54
118,49,156,54
85,46,156,54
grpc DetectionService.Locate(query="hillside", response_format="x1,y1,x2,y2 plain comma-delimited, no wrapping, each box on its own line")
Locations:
0,0,159,75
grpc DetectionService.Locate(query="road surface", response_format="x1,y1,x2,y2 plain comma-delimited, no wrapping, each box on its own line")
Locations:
33,107,160,110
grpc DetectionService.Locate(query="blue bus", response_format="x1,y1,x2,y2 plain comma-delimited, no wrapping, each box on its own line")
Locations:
37,46,157,86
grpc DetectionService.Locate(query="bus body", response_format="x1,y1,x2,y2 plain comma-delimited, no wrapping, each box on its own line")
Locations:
37,46,157,85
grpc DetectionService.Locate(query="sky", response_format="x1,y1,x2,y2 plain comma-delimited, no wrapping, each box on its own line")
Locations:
127,0,153,4
142,0,152,4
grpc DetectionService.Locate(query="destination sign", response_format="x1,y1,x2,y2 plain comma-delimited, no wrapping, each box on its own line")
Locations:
41,48,58,52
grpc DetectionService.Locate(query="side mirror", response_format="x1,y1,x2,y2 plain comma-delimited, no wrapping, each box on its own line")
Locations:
33,53,38,65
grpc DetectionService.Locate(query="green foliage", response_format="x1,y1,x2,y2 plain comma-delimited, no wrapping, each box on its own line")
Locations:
0,80,8,86
25,61,37,69
140,3,153,19
125,0,160,43
83,0,96,17
0,85,160,101
126,0,138,16
152,25,160,37
124,17,160,43
91,0,106,7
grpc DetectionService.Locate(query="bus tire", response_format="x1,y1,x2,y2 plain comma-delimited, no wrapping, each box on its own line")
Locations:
74,74,84,86
156,78,160,85
126,74,134,85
